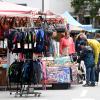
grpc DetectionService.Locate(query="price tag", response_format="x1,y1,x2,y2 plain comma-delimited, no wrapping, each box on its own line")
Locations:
34,42,36,47
4,39,7,48
29,43,32,49
13,44,15,49
24,44,28,49
17,43,21,48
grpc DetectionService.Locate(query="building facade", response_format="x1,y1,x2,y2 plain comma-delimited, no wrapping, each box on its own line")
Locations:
44,0,73,14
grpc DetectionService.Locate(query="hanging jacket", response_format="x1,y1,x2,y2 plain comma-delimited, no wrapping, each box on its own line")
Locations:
43,30,52,56
41,60,47,80
8,30,16,51
32,60,43,84
8,61,23,83
0,29,4,39
22,61,31,83
35,29,44,53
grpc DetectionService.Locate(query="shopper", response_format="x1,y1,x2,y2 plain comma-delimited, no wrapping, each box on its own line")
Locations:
59,30,75,56
79,41,95,87
77,33,100,83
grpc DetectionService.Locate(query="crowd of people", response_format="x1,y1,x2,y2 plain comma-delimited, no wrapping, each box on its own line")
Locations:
57,27,100,87
75,32,100,87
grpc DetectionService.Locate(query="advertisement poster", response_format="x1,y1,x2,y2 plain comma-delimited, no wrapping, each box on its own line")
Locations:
46,67,71,83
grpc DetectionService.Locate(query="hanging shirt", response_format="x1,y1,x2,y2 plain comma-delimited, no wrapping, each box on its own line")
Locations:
60,37,75,55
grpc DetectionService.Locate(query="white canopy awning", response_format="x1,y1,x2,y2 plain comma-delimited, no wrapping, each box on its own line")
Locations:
61,11,93,31
0,1,39,17
69,25,83,31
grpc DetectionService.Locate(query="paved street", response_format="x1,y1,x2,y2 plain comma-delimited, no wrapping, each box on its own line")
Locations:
0,82,100,100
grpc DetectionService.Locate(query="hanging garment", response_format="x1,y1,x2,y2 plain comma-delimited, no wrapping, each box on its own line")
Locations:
18,53,24,61
0,29,4,39
8,61,23,83
44,30,53,56
35,29,45,53
41,60,47,80
8,30,16,51
32,60,43,84
22,60,32,83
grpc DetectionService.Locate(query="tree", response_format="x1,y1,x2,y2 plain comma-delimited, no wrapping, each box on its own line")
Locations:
71,0,100,27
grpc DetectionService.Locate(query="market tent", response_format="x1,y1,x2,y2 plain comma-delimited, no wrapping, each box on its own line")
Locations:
35,10,62,18
61,11,93,31
43,10,56,16
33,10,64,23
61,11,82,26
68,24,83,31
0,1,39,17
86,28,100,33
81,25,94,32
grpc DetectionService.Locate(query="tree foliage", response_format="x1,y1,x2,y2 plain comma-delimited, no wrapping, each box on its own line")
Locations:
71,0,100,18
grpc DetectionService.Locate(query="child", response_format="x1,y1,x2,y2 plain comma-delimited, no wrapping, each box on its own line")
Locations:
79,41,95,87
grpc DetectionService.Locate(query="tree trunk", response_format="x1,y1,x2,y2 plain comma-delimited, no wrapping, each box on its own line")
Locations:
92,17,95,28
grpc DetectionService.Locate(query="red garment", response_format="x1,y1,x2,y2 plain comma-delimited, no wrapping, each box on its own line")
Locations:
60,37,75,55
0,30,3,39
18,53,24,61
41,60,47,80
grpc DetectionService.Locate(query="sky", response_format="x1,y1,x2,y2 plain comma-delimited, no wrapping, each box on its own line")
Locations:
4,0,42,9
5,0,33,7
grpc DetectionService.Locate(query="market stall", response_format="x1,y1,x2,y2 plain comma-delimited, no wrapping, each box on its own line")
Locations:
0,1,42,97
0,2,79,94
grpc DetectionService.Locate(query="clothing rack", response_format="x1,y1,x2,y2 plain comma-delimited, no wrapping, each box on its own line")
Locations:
13,84,41,97
8,59,43,97
7,24,54,96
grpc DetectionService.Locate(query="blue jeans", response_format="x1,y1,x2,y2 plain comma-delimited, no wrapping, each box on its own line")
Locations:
86,67,95,84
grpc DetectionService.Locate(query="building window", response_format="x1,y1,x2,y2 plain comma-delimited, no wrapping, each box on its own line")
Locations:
84,17,90,24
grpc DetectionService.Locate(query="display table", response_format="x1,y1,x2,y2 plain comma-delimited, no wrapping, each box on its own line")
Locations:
41,57,78,89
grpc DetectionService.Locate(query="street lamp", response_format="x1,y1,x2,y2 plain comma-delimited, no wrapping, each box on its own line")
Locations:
42,0,44,12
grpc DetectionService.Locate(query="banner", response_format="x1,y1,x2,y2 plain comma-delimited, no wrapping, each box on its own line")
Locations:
46,67,71,83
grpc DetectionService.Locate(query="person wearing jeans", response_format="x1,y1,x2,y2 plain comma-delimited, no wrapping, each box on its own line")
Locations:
86,66,95,86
